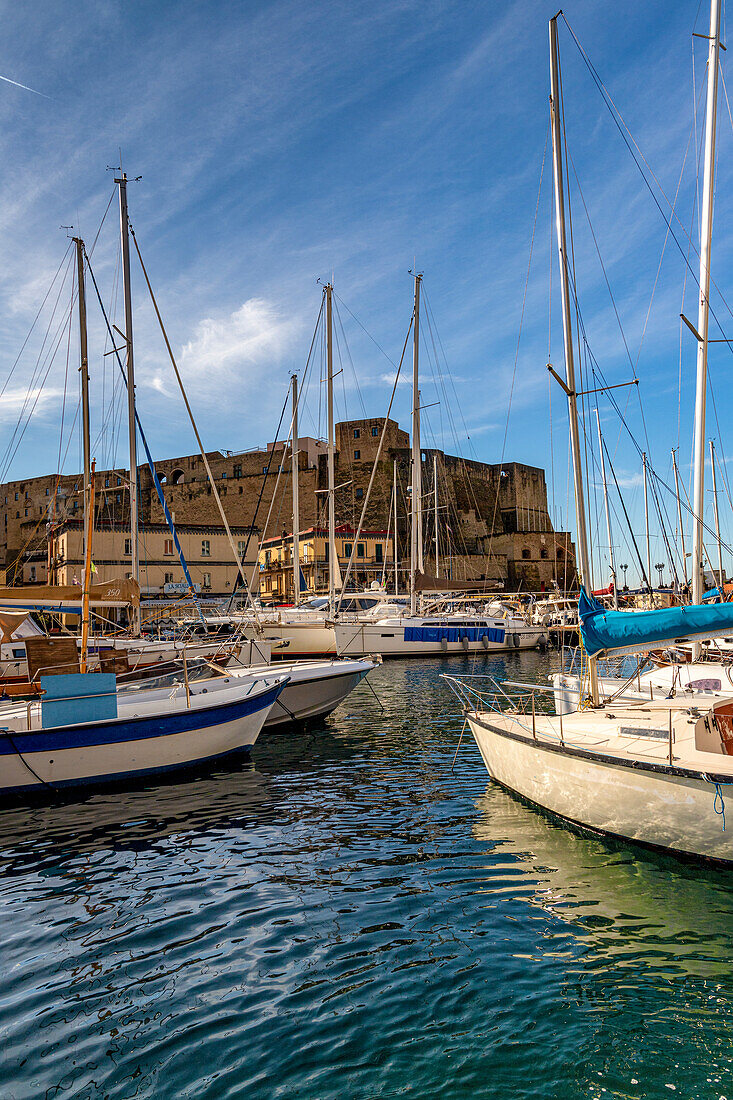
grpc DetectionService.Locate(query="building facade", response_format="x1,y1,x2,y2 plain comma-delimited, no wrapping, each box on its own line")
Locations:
0,416,575,596
258,525,393,602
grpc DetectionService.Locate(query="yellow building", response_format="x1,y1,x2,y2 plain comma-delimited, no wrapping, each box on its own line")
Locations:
50,520,259,598
257,525,393,602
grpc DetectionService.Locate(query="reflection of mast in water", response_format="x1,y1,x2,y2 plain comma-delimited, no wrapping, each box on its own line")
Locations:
472,786,733,979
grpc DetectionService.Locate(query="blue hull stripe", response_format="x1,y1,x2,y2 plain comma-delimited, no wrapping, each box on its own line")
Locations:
403,626,505,644
0,681,284,756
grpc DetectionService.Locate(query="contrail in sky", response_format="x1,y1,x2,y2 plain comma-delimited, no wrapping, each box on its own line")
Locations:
0,73,50,98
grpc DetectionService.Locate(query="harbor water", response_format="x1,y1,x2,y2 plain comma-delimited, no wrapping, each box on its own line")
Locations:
2,651,733,1099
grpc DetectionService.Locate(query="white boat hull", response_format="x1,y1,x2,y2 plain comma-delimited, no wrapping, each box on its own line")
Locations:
335,622,546,658
0,677,286,794
243,658,375,727
468,712,733,863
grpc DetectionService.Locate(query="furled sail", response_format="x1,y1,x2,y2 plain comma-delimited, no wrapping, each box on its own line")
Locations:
578,587,733,658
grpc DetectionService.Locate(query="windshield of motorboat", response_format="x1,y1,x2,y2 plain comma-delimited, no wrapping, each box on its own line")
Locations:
116,658,222,693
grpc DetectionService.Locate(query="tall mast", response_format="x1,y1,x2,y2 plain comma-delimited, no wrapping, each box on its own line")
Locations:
691,0,721,636
393,458,399,596
595,409,617,609
115,173,140,633
549,16,598,703
410,273,422,615
642,452,651,596
326,284,336,616
75,238,91,517
433,452,439,577
75,236,93,669
710,439,724,595
672,448,687,588
291,373,300,606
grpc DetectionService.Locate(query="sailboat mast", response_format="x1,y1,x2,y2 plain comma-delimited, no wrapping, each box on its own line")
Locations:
410,273,422,615
642,452,651,596
116,174,140,633
75,239,91,513
672,449,687,588
393,458,399,596
595,409,617,609
75,236,93,669
710,439,724,595
326,284,336,616
549,16,598,702
691,0,721,627
433,452,439,577
291,373,300,607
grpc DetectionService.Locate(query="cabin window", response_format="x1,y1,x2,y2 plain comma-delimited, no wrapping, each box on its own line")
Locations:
201,540,211,557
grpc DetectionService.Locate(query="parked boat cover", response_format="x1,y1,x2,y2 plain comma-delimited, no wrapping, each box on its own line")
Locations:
0,577,139,611
578,587,733,658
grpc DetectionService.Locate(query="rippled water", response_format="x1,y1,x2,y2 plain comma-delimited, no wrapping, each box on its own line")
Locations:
3,651,733,1099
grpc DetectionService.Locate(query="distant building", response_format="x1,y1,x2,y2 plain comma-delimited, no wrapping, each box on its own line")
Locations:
0,415,575,595
258,525,393,602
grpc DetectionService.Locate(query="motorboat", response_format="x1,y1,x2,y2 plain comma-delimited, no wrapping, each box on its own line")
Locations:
0,668,288,795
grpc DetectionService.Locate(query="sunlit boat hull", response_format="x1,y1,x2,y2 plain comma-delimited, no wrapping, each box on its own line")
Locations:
468,712,733,864
240,658,375,727
0,676,286,795
335,620,546,658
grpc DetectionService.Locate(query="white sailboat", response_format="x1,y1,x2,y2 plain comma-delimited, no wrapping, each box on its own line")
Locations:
333,273,546,658
447,3,733,864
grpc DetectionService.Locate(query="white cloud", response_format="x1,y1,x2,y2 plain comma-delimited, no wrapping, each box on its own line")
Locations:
146,298,300,405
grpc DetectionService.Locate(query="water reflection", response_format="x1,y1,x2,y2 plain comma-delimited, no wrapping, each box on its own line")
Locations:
473,784,733,978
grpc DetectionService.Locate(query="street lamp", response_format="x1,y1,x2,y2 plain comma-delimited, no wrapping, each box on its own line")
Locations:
620,564,628,590
655,563,665,589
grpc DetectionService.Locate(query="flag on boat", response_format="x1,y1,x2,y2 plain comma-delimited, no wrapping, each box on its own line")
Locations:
578,586,733,659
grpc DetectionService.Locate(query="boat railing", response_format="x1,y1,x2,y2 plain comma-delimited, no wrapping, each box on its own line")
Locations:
441,673,557,718
560,645,650,681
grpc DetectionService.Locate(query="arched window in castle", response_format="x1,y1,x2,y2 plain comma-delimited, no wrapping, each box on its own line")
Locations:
522,548,531,560
170,469,185,485
540,548,548,559
556,547,564,560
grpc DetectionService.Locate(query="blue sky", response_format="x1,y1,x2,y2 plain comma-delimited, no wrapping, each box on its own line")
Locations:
0,0,730,585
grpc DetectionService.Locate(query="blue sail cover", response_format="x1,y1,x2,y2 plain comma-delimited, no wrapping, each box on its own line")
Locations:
578,586,733,658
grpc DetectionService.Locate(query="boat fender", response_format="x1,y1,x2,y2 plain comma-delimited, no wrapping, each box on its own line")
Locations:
462,636,469,652
441,637,448,652
482,634,489,650
512,633,520,649
537,634,548,652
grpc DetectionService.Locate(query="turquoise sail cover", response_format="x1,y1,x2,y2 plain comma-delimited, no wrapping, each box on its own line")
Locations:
578,586,733,658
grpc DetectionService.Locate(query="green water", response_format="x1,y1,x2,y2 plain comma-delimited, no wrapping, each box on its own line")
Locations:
1,651,733,1099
